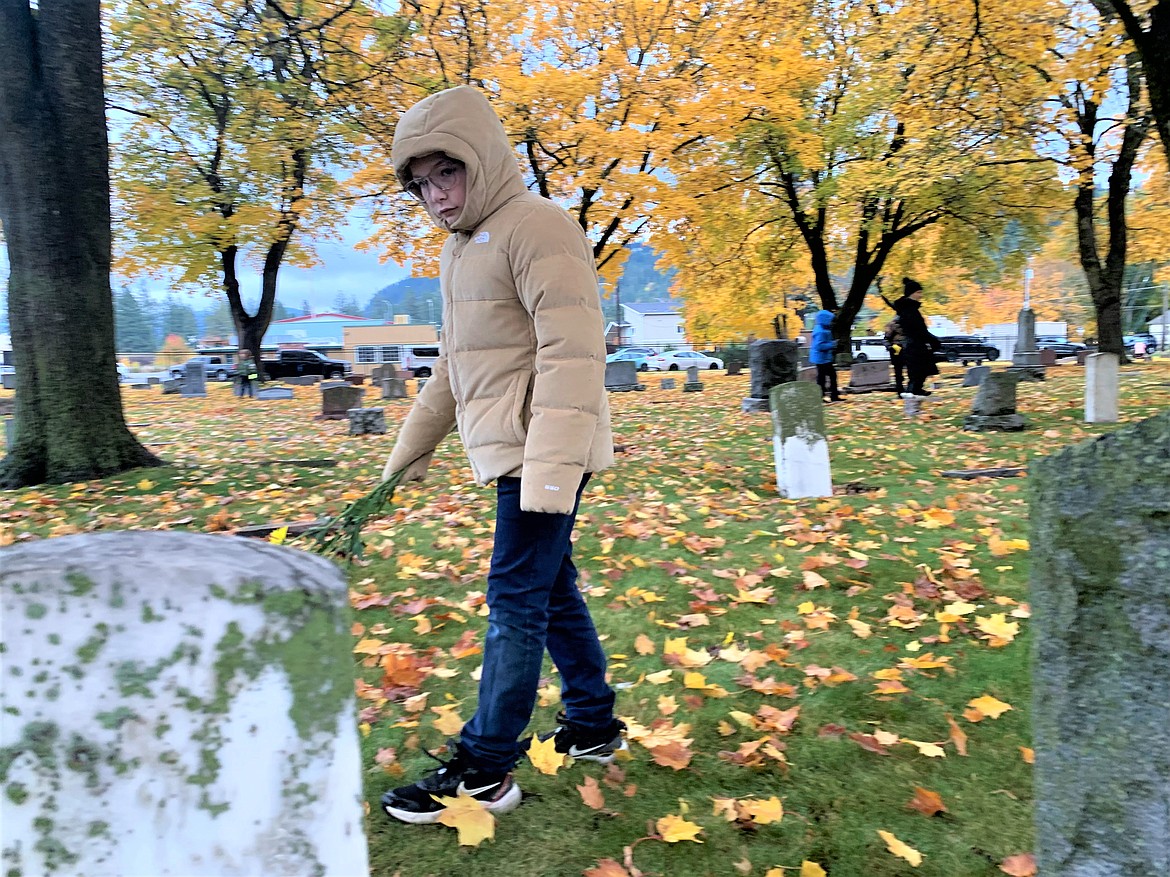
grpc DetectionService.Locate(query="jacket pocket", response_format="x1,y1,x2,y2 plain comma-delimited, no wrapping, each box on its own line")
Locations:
510,369,534,444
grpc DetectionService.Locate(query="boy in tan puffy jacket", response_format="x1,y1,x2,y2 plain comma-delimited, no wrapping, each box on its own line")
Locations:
378,86,625,824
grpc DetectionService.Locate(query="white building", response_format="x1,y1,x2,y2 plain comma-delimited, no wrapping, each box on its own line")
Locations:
619,301,687,348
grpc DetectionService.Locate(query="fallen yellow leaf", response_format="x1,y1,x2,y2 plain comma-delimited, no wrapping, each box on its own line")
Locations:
527,734,566,775
267,525,288,545
657,813,703,843
877,829,923,866
801,862,828,877
968,694,1013,720
434,793,495,846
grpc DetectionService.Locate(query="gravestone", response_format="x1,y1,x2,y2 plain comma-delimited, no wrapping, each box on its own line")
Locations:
1013,306,1040,367
347,407,387,435
726,362,743,376
318,384,364,420
604,360,642,392
0,532,368,877
1,371,14,390
769,382,832,498
1076,349,1090,366
382,377,408,399
160,378,181,394
683,365,703,393
4,415,13,453
743,339,800,412
1030,411,1170,876
798,366,818,383
180,360,207,397
146,376,160,386
964,371,1027,431
345,374,367,386
659,378,676,390
900,393,925,419
1084,352,1119,423
962,365,991,387
845,361,891,393
285,375,318,386
256,386,295,400
1038,348,1058,367
370,365,387,384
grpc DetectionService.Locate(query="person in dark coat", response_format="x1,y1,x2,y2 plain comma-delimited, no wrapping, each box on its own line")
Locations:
809,309,843,402
891,278,940,396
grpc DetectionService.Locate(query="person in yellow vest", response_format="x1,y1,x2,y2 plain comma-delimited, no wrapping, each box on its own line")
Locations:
237,350,258,398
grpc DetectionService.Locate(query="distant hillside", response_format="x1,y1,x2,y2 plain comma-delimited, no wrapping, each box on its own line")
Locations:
363,242,675,324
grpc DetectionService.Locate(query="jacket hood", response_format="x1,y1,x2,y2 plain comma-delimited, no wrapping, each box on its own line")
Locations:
813,309,835,329
392,86,528,231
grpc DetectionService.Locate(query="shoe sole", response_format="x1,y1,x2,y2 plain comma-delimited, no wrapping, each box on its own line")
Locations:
382,782,523,824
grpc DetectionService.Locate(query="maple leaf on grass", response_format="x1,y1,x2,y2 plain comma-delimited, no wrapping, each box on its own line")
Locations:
577,775,606,810
906,786,947,816
967,694,1013,720
583,859,632,877
999,852,1037,875
528,734,566,775
656,813,703,843
433,793,495,846
877,829,923,866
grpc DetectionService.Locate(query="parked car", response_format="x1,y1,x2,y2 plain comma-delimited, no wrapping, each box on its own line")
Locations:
1034,337,1086,357
933,335,1000,364
606,350,650,371
401,345,441,378
1123,333,1159,354
647,350,724,371
260,349,350,380
169,355,237,382
850,336,890,362
612,346,659,358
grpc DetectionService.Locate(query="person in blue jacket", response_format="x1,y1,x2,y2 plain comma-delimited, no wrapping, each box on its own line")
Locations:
810,309,844,402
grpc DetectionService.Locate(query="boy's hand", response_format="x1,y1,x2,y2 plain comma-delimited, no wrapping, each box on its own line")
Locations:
383,453,431,484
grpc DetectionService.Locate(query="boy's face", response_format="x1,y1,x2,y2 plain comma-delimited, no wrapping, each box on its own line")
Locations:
407,153,467,230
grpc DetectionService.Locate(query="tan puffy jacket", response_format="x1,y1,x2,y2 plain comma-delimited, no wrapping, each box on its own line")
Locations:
381,86,614,514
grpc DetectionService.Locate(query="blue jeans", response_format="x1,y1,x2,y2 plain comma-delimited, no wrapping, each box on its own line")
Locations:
459,475,615,773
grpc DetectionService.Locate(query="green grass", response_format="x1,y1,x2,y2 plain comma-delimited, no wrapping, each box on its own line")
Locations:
2,363,1168,876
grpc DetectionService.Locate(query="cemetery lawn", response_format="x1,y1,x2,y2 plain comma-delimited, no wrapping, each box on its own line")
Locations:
2,363,1168,876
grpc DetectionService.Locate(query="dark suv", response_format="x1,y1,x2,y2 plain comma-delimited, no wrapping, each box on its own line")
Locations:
934,336,1000,365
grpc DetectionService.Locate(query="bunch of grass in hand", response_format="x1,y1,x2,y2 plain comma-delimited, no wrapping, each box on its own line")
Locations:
304,467,406,560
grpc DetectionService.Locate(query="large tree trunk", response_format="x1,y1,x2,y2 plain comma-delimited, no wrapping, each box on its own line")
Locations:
1070,66,1149,361
0,0,160,488
1107,1,1170,171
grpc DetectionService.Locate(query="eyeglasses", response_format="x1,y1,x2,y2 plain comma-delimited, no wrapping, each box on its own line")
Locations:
405,163,464,200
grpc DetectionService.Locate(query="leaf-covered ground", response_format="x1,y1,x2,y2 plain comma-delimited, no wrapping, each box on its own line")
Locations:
3,362,1168,876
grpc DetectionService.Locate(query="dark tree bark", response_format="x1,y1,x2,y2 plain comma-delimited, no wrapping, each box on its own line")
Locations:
1105,1,1170,170
0,0,160,487
1068,57,1150,360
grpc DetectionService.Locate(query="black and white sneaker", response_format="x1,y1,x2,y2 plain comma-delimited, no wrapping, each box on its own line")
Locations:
381,744,521,824
534,712,628,764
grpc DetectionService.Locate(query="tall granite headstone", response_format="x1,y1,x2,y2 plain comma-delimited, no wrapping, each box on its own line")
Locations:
180,359,207,397
683,365,703,392
769,382,832,498
0,532,369,877
743,339,800,412
1084,352,1120,424
1030,412,1170,876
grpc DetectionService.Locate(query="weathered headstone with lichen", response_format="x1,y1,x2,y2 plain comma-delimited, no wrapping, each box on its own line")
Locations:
1030,411,1170,875
769,382,832,498
0,532,368,877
